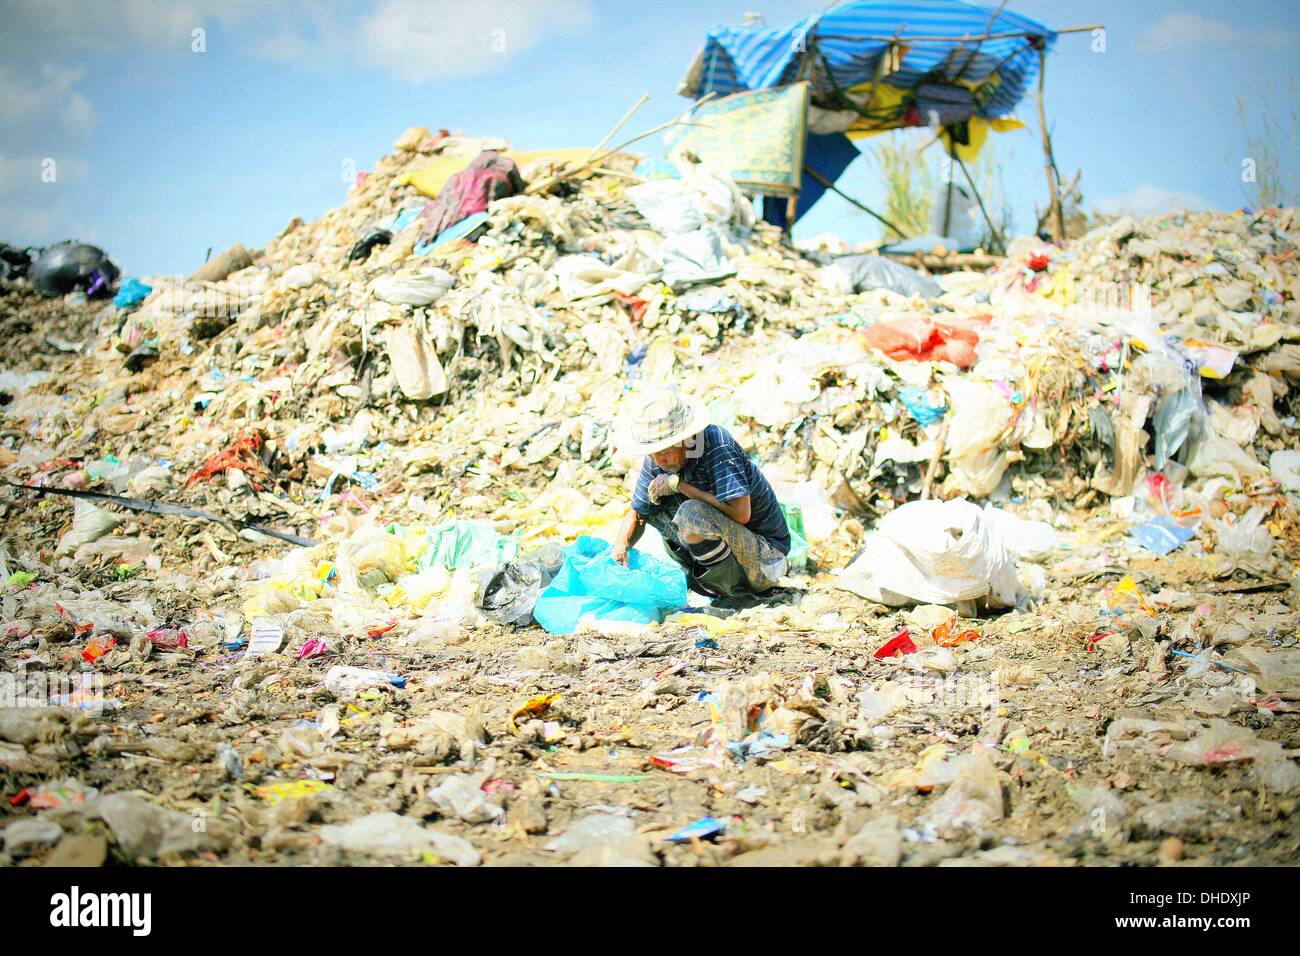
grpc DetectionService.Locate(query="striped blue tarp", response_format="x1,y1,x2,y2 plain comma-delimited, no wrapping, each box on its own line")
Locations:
684,0,1056,119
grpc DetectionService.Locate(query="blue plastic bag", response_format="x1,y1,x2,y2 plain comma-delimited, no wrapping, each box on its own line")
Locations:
898,386,947,426
1130,515,1196,555
113,277,152,311
533,536,687,635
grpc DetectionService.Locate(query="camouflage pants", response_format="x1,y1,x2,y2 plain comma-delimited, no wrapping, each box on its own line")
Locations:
646,499,788,592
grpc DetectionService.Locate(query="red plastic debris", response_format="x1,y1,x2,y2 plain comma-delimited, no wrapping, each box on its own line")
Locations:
1027,252,1051,271
863,316,988,368
615,293,648,322
81,636,117,664
147,628,189,650
874,629,918,659
186,432,266,488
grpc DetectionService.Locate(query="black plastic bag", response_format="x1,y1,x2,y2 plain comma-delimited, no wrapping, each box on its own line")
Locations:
348,230,392,262
29,242,120,298
0,243,33,281
476,544,564,626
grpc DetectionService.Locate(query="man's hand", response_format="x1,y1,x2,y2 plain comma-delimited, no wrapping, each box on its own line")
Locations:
612,509,644,568
647,472,679,504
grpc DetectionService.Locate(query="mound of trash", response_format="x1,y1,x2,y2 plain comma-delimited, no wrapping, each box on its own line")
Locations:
0,126,1297,868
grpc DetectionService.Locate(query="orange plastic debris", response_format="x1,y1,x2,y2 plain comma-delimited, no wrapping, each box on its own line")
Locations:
932,615,981,647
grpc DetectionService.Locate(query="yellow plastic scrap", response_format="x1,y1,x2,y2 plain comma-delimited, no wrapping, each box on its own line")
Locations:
664,612,746,636
339,704,370,728
1106,574,1157,617
241,580,303,621
887,742,950,790
1041,266,1076,306
509,692,561,734
397,148,608,197
253,779,332,804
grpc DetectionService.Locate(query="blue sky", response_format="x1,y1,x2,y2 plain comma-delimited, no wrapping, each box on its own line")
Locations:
1,0,1297,276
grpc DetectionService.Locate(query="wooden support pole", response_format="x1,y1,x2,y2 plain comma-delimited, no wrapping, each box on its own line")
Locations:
815,24,1102,43
942,156,955,236
1036,47,1065,242
952,0,1010,81
803,165,908,238
920,419,950,500
955,154,1006,255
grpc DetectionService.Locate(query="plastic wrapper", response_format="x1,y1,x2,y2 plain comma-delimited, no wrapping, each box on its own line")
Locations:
56,500,123,556
1269,450,1300,492
427,772,503,824
981,505,1057,561
1186,428,1268,483
319,812,479,865
820,253,942,298
280,263,318,289
337,524,408,588
384,324,448,399
1212,505,1272,559
417,520,517,573
323,665,403,699
1227,645,1300,698
476,544,564,626
94,793,216,859
1129,515,1196,555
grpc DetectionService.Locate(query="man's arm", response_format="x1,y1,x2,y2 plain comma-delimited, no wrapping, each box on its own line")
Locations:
611,509,646,565
677,481,751,525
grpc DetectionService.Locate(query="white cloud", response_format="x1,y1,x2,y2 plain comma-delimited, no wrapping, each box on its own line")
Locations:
356,0,594,83
0,64,96,138
1134,12,1295,54
1091,184,1217,219
0,202,59,244
2,0,593,84
1135,13,1244,53
0,0,272,58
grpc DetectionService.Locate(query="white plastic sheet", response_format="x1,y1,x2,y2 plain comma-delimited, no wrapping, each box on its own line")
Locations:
835,498,1020,607
371,268,455,306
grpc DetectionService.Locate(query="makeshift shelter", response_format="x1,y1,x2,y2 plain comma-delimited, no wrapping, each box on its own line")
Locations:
675,0,1091,242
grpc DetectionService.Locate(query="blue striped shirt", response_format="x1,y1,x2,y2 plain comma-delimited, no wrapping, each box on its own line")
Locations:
632,425,790,554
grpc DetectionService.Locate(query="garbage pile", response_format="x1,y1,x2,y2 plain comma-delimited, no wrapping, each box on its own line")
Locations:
0,124,1297,867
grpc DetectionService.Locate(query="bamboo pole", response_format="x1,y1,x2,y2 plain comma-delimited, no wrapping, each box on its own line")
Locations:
1036,47,1065,242
952,0,1010,81
526,93,715,195
942,156,955,236
802,165,908,238
586,92,650,162
920,420,950,500
955,154,1005,254
814,24,1102,43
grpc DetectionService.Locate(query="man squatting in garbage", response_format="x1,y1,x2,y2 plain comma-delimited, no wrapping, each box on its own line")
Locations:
611,390,790,598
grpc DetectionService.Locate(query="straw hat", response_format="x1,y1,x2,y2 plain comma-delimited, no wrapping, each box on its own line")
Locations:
617,389,711,457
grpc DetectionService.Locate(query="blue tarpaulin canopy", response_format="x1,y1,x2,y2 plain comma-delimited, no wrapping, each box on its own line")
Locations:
677,0,1059,228
681,0,1056,119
